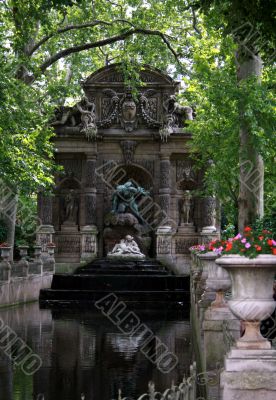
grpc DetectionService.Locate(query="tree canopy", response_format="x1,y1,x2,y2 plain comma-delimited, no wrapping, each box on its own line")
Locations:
0,0,275,227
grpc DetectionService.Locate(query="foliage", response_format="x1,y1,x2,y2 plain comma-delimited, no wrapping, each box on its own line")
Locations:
194,0,276,63
182,22,276,224
221,224,236,241
252,212,276,239
0,0,275,232
0,63,57,192
0,0,199,192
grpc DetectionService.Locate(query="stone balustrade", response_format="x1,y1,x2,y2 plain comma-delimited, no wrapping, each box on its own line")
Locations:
190,250,276,400
0,244,55,307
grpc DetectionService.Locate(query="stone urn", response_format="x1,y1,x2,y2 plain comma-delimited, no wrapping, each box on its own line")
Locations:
0,245,12,281
206,254,231,309
0,245,12,260
198,251,217,284
18,245,29,258
46,243,56,256
198,252,217,302
216,254,276,349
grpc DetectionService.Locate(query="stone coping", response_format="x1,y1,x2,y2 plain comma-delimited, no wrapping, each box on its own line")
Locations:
216,254,276,267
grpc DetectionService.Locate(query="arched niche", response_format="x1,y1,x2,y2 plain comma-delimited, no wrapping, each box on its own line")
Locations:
55,177,81,229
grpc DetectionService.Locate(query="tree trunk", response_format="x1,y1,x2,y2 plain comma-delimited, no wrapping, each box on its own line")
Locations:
236,48,264,232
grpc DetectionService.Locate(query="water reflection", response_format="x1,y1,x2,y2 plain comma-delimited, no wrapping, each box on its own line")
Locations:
0,303,191,400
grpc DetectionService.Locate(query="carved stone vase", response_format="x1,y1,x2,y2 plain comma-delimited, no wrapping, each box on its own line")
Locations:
0,246,12,281
205,254,232,309
197,252,217,303
216,254,276,349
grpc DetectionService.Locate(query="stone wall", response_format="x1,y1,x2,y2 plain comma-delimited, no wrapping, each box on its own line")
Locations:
0,274,53,308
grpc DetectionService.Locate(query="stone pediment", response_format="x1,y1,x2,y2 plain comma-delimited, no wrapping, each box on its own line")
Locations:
82,64,176,86
52,63,193,141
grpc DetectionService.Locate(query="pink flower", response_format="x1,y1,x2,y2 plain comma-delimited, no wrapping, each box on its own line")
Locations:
199,245,206,251
234,233,242,240
272,240,276,246
228,238,234,242
241,238,247,243
245,243,251,248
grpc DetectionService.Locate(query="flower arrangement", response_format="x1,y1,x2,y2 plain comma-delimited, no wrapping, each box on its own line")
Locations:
0,242,11,248
221,226,276,258
190,226,276,258
189,244,207,253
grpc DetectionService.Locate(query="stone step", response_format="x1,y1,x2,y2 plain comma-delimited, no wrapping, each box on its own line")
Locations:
75,268,169,275
50,274,190,292
40,289,190,304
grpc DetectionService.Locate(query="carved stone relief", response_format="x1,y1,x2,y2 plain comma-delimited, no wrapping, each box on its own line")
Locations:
175,237,199,254
59,159,82,182
57,235,81,253
159,95,193,141
86,159,97,188
120,141,137,165
160,159,171,188
38,194,53,225
157,237,171,254
159,194,170,214
176,160,196,183
76,96,97,140
84,235,96,253
85,194,97,225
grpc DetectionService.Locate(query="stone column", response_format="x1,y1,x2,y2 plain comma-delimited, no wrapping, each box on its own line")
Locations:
37,193,55,259
200,196,219,244
81,153,98,262
159,154,171,217
84,153,97,226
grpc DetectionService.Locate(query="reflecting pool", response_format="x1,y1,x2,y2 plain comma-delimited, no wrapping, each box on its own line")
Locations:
0,303,191,400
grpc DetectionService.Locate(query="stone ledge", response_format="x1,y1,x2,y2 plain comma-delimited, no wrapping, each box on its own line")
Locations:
225,349,276,372
221,371,276,390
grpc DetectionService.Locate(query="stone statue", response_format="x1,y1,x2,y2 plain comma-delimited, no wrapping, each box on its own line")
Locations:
76,96,97,140
64,190,78,224
164,95,193,124
111,181,149,223
160,95,193,141
51,105,79,126
179,191,193,225
108,235,145,259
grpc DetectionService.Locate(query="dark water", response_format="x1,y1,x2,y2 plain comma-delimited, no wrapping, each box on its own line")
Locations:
0,303,192,400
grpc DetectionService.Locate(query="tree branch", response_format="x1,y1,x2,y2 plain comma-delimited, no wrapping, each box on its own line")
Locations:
192,8,201,35
39,28,181,74
28,20,112,56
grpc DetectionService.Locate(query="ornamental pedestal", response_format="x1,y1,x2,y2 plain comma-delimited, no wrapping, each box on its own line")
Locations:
156,225,174,271
216,254,276,350
80,225,98,263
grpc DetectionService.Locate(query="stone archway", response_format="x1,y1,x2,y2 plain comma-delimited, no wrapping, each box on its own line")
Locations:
103,164,156,257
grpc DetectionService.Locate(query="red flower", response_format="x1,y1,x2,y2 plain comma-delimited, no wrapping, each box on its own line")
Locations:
268,239,273,246
225,242,233,251
258,236,264,241
272,248,276,255
255,245,262,252
244,226,252,232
